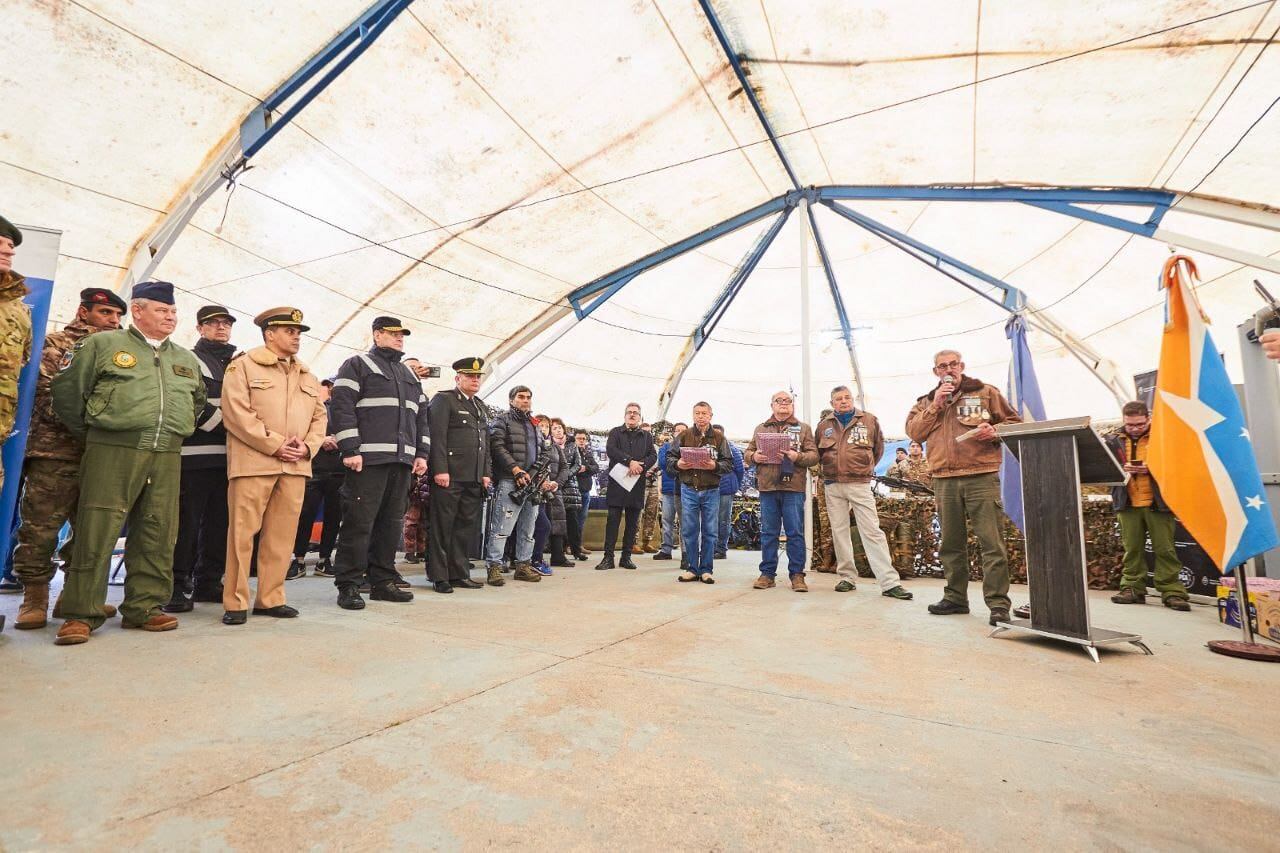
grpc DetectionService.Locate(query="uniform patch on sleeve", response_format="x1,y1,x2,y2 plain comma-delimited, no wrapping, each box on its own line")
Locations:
112,351,137,368
172,364,195,379
58,351,74,370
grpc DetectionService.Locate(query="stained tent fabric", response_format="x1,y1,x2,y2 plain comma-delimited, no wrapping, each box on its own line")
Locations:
3,0,1278,435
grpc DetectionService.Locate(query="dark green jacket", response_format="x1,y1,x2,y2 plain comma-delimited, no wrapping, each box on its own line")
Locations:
52,326,205,452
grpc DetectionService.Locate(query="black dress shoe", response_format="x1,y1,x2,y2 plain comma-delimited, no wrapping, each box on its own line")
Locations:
595,554,615,571
453,578,483,589
403,552,422,564
573,552,589,561
222,610,247,625
162,596,193,614
370,581,413,602
337,586,366,610
433,581,454,594
619,554,637,570
253,604,299,618
927,599,971,615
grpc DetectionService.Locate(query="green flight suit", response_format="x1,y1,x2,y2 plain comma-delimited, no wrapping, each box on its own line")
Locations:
51,326,204,628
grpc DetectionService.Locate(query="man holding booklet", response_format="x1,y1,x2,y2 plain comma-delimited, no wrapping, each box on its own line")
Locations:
744,391,819,592
596,402,656,571
668,402,732,583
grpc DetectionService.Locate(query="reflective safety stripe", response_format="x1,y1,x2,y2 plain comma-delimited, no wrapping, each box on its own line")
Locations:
198,408,223,432
403,399,418,412
335,428,360,441
358,443,398,453
198,359,213,379
358,354,384,377
355,397,400,408
181,444,226,456
333,378,360,391
207,397,221,405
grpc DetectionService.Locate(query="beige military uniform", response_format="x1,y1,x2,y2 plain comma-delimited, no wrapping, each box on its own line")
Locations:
220,343,327,611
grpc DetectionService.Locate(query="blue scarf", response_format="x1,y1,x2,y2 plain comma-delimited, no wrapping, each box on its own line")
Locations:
835,410,855,427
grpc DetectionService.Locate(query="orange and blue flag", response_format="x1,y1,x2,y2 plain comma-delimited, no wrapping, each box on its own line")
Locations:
1147,255,1278,570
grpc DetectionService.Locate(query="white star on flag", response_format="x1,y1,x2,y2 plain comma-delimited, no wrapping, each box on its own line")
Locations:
1246,495,1265,510
1241,428,1251,440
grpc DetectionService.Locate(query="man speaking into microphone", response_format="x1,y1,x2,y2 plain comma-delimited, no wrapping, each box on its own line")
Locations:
906,348,1020,625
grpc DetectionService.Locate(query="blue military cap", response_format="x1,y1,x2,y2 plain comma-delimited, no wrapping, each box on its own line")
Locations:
131,280,175,304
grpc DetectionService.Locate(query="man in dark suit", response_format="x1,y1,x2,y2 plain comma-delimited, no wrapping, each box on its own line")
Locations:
426,357,492,594
595,402,656,571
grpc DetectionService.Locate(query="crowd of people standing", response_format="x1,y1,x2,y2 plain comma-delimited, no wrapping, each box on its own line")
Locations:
0,211,1207,643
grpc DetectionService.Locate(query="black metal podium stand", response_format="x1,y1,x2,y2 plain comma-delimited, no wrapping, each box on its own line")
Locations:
992,417,1152,662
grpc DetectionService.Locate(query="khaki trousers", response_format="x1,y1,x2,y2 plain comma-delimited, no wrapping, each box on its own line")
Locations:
223,474,307,611
824,480,902,591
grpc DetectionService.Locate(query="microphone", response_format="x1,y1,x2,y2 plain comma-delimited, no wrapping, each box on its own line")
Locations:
940,375,956,404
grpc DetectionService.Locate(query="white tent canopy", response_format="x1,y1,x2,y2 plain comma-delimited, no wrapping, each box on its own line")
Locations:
5,0,1279,435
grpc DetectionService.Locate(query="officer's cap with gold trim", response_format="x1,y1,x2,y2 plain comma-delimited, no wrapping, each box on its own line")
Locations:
372,315,410,336
452,357,485,375
254,306,310,333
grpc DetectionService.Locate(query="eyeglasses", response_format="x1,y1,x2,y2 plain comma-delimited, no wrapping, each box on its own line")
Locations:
934,360,961,371
772,397,793,404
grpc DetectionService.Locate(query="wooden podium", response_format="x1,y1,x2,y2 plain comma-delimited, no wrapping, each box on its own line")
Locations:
993,416,1153,662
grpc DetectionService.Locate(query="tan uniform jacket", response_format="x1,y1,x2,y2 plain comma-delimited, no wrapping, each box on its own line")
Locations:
814,411,884,483
904,375,1019,478
27,320,94,461
221,346,327,480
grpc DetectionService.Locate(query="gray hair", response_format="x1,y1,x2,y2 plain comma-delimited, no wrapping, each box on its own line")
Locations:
829,385,851,399
933,348,962,365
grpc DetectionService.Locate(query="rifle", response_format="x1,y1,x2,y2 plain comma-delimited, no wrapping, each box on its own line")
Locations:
508,439,555,505
875,474,934,497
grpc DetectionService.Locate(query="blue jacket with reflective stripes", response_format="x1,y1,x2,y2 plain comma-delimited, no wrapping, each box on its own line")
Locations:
329,347,430,467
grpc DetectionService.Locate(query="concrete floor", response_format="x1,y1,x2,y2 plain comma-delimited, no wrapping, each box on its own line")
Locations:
2,551,1278,851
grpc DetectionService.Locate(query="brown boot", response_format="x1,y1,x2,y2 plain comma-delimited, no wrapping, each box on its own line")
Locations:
15,582,50,629
1110,587,1145,605
486,564,506,587
512,562,542,583
790,574,808,593
52,591,117,620
122,613,179,631
54,620,91,645
752,575,775,589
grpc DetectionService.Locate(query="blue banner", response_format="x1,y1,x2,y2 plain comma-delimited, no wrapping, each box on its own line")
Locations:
1001,314,1046,533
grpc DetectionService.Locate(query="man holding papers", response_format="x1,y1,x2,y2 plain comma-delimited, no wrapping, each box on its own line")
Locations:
595,403,656,571
668,402,732,583
745,391,818,591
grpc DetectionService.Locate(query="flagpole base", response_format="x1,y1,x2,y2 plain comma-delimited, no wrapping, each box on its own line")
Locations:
1206,640,1280,662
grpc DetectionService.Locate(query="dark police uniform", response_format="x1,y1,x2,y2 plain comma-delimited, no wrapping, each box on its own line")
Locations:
168,305,237,610
426,357,492,585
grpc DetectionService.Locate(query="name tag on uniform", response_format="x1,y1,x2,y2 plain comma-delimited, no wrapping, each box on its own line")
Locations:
172,364,194,378
250,379,272,389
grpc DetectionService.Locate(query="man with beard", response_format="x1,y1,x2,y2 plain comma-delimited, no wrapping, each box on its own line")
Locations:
482,385,556,585
595,403,655,570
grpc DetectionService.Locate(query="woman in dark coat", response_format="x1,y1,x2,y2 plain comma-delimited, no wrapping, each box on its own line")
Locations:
551,419,586,560
596,403,656,570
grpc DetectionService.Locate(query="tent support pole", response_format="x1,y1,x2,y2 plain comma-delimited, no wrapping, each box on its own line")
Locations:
807,205,866,408
822,199,1133,405
800,196,814,569
656,209,793,420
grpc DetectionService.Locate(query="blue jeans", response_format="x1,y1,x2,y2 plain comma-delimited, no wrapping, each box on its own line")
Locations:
483,479,538,565
660,492,680,554
758,490,805,577
716,493,734,553
680,487,719,575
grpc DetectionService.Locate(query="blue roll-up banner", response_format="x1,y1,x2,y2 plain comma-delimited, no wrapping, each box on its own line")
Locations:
0,226,61,566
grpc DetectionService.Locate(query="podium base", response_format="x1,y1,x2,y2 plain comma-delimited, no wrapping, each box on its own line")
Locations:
989,618,1152,663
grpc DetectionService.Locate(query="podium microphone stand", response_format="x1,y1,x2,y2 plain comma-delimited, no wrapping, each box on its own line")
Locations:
992,417,1153,662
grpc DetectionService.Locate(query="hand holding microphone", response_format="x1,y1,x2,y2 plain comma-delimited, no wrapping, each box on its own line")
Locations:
933,374,956,410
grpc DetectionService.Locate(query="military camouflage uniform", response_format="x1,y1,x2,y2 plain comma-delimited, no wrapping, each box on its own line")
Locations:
812,477,837,572
403,471,430,559
12,320,96,585
889,457,933,488
0,271,33,493
638,474,661,551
